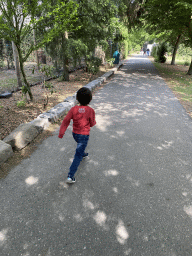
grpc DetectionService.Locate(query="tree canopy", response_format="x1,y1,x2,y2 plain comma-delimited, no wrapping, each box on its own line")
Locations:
139,0,192,73
0,0,192,101
0,0,79,99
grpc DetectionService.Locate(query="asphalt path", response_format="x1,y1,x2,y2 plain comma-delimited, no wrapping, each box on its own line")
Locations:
1,55,192,256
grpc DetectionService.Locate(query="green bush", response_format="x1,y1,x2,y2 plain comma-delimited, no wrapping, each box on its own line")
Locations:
17,100,26,107
106,58,114,67
0,59,4,68
86,56,102,74
151,46,158,58
153,43,167,63
157,43,167,63
184,60,190,66
69,39,87,68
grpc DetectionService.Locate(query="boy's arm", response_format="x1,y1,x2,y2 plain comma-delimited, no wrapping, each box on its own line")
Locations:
89,109,96,127
58,109,73,138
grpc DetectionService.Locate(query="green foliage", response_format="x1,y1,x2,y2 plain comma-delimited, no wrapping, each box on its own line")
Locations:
120,40,128,59
178,44,192,58
0,0,79,100
0,59,4,68
151,45,158,58
142,0,192,50
68,39,87,67
4,40,13,69
21,85,30,95
126,27,152,53
86,56,102,74
154,43,167,63
184,61,190,66
40,65,54,78
45,82,55,94
154,61,192,102
17,100,26,107
115,23,129,58
0,39,3,59
73,0,118,54
106,58,115,67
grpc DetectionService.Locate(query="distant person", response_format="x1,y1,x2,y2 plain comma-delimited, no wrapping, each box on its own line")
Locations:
146,49,150,56
113,49,120,64
58,87,96,184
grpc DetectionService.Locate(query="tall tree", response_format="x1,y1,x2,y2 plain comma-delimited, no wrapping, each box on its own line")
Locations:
142,0,192,74
73,0,118,56
45,0,121,79
12,41,22,90
0,0,78,100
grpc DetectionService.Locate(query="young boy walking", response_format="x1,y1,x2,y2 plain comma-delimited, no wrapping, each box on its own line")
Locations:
58,87,96,184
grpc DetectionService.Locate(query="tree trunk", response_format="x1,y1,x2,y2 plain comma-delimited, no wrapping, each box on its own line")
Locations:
17,46,33,100
61,32,69,81
171,34,181,65
5,40,10,69
84,54,88,72
187,59,192,75
12,41,22,91
33,29,39,69
187,20,192,75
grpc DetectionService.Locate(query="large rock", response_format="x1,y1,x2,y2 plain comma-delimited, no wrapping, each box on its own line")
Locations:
30,117,50,131
0,140,13,165
64,96,77,104
38,102,74,123
3,123,40,150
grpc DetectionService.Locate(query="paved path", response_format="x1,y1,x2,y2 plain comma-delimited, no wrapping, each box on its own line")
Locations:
1,55,192,256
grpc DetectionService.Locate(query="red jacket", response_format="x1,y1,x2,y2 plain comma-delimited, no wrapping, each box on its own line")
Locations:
58,105,96,138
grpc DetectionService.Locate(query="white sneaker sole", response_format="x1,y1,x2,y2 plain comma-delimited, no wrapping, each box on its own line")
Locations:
66,179,76,184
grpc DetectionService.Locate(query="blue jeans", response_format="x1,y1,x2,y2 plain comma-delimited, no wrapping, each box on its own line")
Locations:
68,133,89,178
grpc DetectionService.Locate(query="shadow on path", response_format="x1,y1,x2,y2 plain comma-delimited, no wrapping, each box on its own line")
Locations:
0,56,192,255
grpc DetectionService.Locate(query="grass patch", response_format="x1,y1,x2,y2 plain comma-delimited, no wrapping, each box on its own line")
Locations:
166,56,191,66
174,86,192,103
153,61,192,105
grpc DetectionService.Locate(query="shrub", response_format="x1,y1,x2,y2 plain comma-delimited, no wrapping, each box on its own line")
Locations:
86,56,102,74
184,60,190,66
17,100,26,107
106,58,114,67
151,46,158,58
156,43,167,63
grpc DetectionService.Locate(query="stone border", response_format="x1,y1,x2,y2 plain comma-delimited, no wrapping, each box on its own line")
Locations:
0,63,123,166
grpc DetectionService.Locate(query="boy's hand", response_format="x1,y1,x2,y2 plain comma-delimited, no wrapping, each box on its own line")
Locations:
58,134,63,138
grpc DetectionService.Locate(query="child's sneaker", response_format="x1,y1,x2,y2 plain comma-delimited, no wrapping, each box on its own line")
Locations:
66,177,76,184
83,153,89,159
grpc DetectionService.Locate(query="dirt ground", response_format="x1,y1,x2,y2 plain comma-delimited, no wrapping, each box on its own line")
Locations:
0,65,111,141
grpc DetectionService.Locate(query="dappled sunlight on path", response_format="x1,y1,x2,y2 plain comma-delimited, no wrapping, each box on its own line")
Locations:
1,56,192,255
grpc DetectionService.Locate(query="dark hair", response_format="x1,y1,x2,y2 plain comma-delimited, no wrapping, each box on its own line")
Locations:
76,87,92,106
